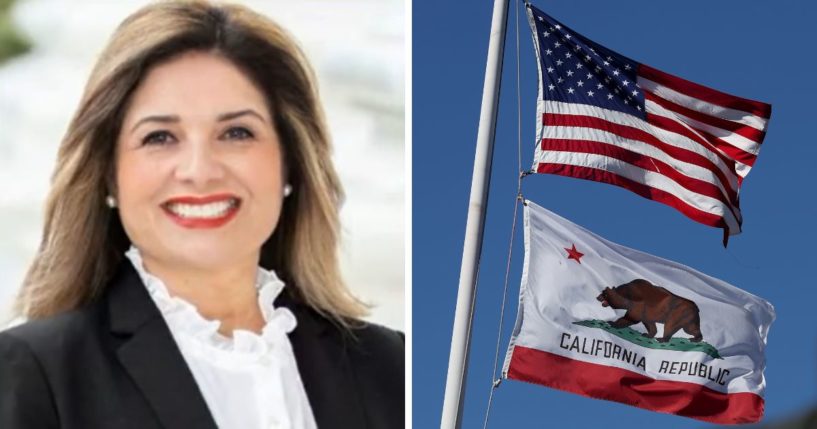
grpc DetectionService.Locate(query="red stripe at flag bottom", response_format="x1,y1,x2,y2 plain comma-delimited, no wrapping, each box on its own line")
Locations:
535,163,730,229
506,346,764,424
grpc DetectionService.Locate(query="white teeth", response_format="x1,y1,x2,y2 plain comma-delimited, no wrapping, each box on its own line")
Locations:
166,199,237,219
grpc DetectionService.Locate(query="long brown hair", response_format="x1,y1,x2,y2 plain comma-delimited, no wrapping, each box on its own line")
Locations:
16,1,366,323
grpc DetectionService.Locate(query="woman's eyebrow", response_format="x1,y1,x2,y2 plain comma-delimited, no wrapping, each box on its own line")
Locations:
128,109,266,135
216,109,267,123
130,114,179,134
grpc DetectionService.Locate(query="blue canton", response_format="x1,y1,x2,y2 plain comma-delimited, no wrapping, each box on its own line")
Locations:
529,5,646,120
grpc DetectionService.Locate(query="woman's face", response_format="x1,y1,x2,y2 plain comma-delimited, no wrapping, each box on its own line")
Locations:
116,51,285,271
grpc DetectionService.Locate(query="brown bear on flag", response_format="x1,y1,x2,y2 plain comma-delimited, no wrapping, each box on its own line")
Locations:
597,279,703,343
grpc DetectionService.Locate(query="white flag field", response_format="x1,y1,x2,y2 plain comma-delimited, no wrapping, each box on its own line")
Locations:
502,200,775,424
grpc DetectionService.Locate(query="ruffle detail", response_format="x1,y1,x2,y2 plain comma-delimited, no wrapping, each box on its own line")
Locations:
124,246,297,361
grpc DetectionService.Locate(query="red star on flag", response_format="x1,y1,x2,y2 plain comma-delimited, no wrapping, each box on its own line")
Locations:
564,243,584,264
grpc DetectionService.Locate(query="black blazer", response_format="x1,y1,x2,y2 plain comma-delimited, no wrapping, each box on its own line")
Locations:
0,261,404,428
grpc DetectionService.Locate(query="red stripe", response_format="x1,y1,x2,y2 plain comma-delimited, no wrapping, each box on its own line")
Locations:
646,113,756,169
536,163,731,231
638,64,771,119
542,113,739,199
644,91,766,143
540,139,740,215
692,126,759,169
507,346,764,424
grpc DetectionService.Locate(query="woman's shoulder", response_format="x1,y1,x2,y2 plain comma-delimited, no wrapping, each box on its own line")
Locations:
0,260,153,357
282,295,404,357
0,302,104,359
302,307,405,375
304,311,405,413
282,293,404,368
346,320,405,358
0,320,63,428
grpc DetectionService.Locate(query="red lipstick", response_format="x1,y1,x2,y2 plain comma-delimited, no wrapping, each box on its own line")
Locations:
161,193,241,229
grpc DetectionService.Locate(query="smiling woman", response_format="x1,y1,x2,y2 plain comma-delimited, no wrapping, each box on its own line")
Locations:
117,51,289,336
0,2,403,428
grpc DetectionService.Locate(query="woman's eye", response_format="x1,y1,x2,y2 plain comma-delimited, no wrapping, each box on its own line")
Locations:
141,130,175,146
223,127,254,141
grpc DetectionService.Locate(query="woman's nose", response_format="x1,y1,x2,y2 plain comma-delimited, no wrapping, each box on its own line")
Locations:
174,138,226,186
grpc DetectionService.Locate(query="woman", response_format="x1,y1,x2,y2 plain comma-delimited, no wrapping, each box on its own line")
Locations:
0,2,404,428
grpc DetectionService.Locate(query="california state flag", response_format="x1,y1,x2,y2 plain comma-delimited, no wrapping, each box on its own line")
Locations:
502,200,775,424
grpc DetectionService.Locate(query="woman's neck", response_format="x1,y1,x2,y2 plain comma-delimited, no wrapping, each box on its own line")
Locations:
139,252,266,336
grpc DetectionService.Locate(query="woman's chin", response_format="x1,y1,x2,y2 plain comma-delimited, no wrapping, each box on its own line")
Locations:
160,244,255,271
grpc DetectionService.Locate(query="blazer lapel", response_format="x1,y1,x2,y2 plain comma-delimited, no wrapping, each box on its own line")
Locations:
278,293,368,428
106,262,218,429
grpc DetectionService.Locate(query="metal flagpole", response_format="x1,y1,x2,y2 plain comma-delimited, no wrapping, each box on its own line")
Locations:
440,0,510,428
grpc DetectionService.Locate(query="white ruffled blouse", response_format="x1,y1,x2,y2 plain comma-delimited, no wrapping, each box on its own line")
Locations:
125,247,317,429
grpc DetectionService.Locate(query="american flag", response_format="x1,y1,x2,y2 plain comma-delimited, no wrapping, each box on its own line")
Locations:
526,5,771,241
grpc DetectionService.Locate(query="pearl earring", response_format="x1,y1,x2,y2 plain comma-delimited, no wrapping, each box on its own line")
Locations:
105,195,117,208
283,184,293,197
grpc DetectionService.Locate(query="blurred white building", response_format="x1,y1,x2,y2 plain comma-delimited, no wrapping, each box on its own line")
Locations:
0,0,405,329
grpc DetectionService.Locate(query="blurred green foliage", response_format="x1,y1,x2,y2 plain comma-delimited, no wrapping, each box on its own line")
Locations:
0,0,30,64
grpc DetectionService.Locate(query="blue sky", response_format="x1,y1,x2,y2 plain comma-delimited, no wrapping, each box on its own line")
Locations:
413,1,817,428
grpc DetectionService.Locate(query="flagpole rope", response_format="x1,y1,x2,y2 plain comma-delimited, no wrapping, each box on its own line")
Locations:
481,197,520,429
482,1,525,428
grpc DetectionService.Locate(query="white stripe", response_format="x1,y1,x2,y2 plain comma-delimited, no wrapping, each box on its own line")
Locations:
645,99,761,156
527,7,545,111
539,100,745,184
645,101,753,178
534,150,741,232
638,77,768,132
541,125,736,204
527,5,546,167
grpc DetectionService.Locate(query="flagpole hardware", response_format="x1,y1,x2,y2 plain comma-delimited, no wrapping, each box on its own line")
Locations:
517,194,527,206
492,378,502,388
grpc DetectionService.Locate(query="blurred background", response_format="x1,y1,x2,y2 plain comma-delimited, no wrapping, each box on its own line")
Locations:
0,0,405,330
